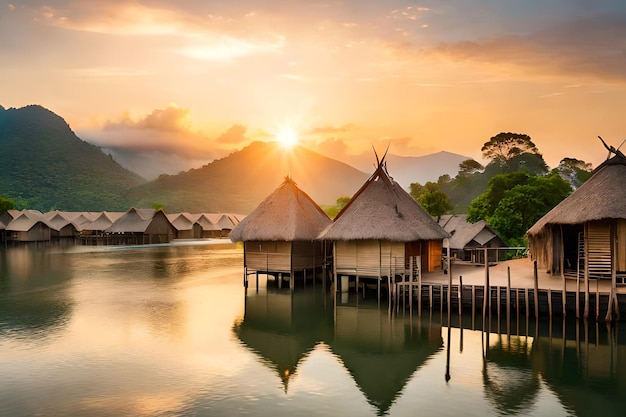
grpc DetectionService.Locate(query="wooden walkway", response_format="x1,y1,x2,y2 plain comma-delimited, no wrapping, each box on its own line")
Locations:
397,257,625,321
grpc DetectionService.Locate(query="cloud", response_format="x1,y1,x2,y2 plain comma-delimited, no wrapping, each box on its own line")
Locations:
310,124,357,135
86,105,219,160
426,14,626,83
215,124,248,144
34,2,286,61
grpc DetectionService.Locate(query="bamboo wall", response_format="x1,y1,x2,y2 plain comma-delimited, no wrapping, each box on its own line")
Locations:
244,240,325,274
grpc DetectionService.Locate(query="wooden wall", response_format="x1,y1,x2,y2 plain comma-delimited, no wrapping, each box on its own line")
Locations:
244,240,325,274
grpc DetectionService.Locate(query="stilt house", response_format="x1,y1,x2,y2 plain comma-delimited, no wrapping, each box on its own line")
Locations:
527,140,626,319
229,177,332,288
319,159,450,286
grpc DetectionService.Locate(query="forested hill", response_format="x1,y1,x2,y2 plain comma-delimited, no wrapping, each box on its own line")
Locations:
0,105,145,211
129,140,370,214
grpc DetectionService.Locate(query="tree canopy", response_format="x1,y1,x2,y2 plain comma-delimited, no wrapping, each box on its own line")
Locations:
410,181,452,218
322,196,350,219
0,194,14,214
481,132,539,165
467,172,571,244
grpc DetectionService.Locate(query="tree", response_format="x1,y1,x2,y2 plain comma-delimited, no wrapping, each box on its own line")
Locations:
0,195,14,214
481,132,539,165
457,159,484,178
410,181,452,218
322,196,350,219
554,157,593,189
468,172,571,242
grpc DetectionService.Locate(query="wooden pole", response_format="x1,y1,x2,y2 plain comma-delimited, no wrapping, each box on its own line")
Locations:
507,266,511,326
533,260,539,318
577,232,581,319
584,223,590,319
447,239,452,315
459,275,463,316
560,225,566,317
483,247,490,318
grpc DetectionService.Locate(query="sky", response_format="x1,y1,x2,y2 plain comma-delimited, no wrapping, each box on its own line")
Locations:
1,0,626,179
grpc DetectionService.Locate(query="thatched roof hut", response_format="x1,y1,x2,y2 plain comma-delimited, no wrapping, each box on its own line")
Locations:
319,163,449,278
439,214,505,263
230,177,332,287
527,143,626,319
527,150,626,277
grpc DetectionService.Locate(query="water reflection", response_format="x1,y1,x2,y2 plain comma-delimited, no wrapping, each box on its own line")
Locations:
235,289,443,415
0,247,73,338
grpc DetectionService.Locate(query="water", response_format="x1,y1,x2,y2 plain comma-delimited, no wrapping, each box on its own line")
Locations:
1,244,625,417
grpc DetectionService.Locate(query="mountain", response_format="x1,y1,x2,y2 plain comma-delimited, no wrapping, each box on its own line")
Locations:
129,141,370,214
0,105,145,211
344,151,471,189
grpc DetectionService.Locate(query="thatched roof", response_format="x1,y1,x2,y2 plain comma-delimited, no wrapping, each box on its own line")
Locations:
106,208,157,233
229,177,332,242
320,165,449,242
439,214,501,249
527,153,626,236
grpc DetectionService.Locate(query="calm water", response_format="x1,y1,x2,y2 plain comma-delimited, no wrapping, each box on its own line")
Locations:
1,244,626,417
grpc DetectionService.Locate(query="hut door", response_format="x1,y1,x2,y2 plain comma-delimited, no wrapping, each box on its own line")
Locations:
587,221,612,279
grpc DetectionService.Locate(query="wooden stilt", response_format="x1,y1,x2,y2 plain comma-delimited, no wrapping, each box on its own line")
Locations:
533,261,539,318
483,247,490,318
458,276,463,316
548,289,552,318
560,224,566,318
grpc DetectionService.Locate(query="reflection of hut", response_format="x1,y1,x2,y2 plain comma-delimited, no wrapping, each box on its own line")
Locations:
438,214,506,263
319,161,449,296
330,303,443,415
527,145,626,317
483,335,539,415
230,177,332,289
105,208,176,244
530,324,626,417
233,289,333,391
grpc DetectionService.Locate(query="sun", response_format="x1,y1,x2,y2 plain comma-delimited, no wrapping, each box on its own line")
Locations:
275,127,299,148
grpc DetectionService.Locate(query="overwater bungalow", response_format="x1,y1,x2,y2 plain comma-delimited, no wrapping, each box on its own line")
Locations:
527,143,626,318
204,213,237,238
438,214,506,263
319,160,450,297
167,212,195,239
229,177,333,289
105,208,176,244
3,210,50,242
43,211,79,242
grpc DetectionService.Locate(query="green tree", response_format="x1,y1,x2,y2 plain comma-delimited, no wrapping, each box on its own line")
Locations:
152,202,165,211
554,157,593,189
0,195,14,214
468,172,571,242
322,196,350,219
481,132,539,166
457,159,484,178
410,181,452,218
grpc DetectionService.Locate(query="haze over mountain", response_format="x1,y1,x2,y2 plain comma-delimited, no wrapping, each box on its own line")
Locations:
0,105,144,211
0,104,474,214
342,151,471,189
129,141,370,214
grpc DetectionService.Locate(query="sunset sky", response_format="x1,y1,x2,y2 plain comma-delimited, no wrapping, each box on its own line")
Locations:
2,1,625,178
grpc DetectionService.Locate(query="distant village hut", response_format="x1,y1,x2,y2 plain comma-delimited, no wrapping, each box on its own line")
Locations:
319,159,450,297
43,211,79,243
527,141,626,319
105,208,176,245
229,177,333,289
167,212,195,239
205,213,237,238
438,214,506,264
4,210,50,242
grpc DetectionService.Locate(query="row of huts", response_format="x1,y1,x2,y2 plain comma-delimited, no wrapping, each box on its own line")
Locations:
0,208,242,245
230,159,451,291
231,143,626,300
